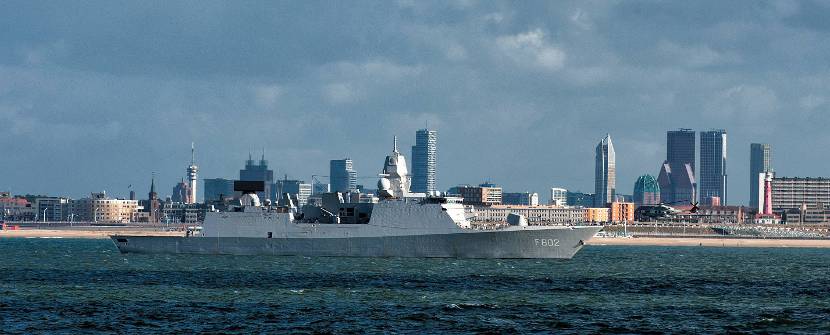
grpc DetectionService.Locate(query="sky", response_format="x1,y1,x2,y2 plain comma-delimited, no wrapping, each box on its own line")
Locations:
2,0,830,205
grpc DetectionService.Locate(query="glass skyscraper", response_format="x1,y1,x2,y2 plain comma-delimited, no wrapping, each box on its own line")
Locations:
594,134,615,207
659,129,697,204
411,129,437,194
749,143,771,209
667,129,696,171
330,158,357,193
699,129,727,205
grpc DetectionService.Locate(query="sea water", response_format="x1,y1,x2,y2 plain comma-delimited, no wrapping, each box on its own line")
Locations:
1,238,829,333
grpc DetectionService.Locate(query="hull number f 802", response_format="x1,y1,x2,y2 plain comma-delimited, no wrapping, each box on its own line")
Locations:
534,238,560,247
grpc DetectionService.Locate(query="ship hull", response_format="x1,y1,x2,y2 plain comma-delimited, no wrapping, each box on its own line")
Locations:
111,227,601,259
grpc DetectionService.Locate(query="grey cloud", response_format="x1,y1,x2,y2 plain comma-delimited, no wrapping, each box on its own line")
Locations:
1,1,830,205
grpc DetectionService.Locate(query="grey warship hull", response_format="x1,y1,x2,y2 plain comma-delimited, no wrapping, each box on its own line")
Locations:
112,226,601,259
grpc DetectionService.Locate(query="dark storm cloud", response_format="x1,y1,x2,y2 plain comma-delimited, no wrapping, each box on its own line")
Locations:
1,0,829,205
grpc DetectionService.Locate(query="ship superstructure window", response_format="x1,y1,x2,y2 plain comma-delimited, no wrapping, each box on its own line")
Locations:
267,232,272,238
339,207,355,217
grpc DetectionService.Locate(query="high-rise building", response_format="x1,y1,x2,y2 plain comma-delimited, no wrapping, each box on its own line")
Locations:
667,129,696,171
240,153,274,201
186,143,198,204
411,129,438,194
633,175,661,207
330,158,357,193
771,177,830,224
204,178,235,202
771,177,830,210
749,143,772,210
550,188,567,205
700,129,727,205
594,134,616,207
659,129,697,204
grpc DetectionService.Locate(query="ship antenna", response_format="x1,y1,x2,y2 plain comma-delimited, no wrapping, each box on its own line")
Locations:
191,142,195,164
393,136,398,153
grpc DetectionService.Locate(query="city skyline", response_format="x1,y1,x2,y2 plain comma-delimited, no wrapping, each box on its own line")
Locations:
0,128,802,206
3,2,830,205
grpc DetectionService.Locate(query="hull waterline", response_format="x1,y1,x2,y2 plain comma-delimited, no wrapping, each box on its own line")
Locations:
111,226,601,259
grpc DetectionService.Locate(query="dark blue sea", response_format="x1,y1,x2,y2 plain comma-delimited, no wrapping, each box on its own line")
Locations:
1,238,829,334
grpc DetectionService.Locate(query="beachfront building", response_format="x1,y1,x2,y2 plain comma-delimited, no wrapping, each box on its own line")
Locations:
70,192,140,223
473,205,585,225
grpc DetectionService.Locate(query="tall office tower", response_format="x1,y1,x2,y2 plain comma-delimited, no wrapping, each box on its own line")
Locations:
749,143,772,210
330,158,357,193
594,134,616,207
667,129,696,171
239,152,274,201
186,143,198,204
699,129,728,205
658,129,697,204
633,175,661,207
411,129,438,194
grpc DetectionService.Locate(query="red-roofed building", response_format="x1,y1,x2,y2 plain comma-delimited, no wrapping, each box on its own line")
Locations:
0,193,36,221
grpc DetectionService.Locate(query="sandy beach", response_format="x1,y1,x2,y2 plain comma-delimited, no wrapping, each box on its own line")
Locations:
588,236,830,248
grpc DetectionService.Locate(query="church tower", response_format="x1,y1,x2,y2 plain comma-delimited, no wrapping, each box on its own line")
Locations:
148,174,160,223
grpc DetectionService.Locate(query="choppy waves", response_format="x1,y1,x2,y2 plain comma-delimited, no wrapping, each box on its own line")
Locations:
1,239,830,333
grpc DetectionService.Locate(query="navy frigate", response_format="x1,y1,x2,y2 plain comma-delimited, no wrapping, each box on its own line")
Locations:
112,139,600,259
